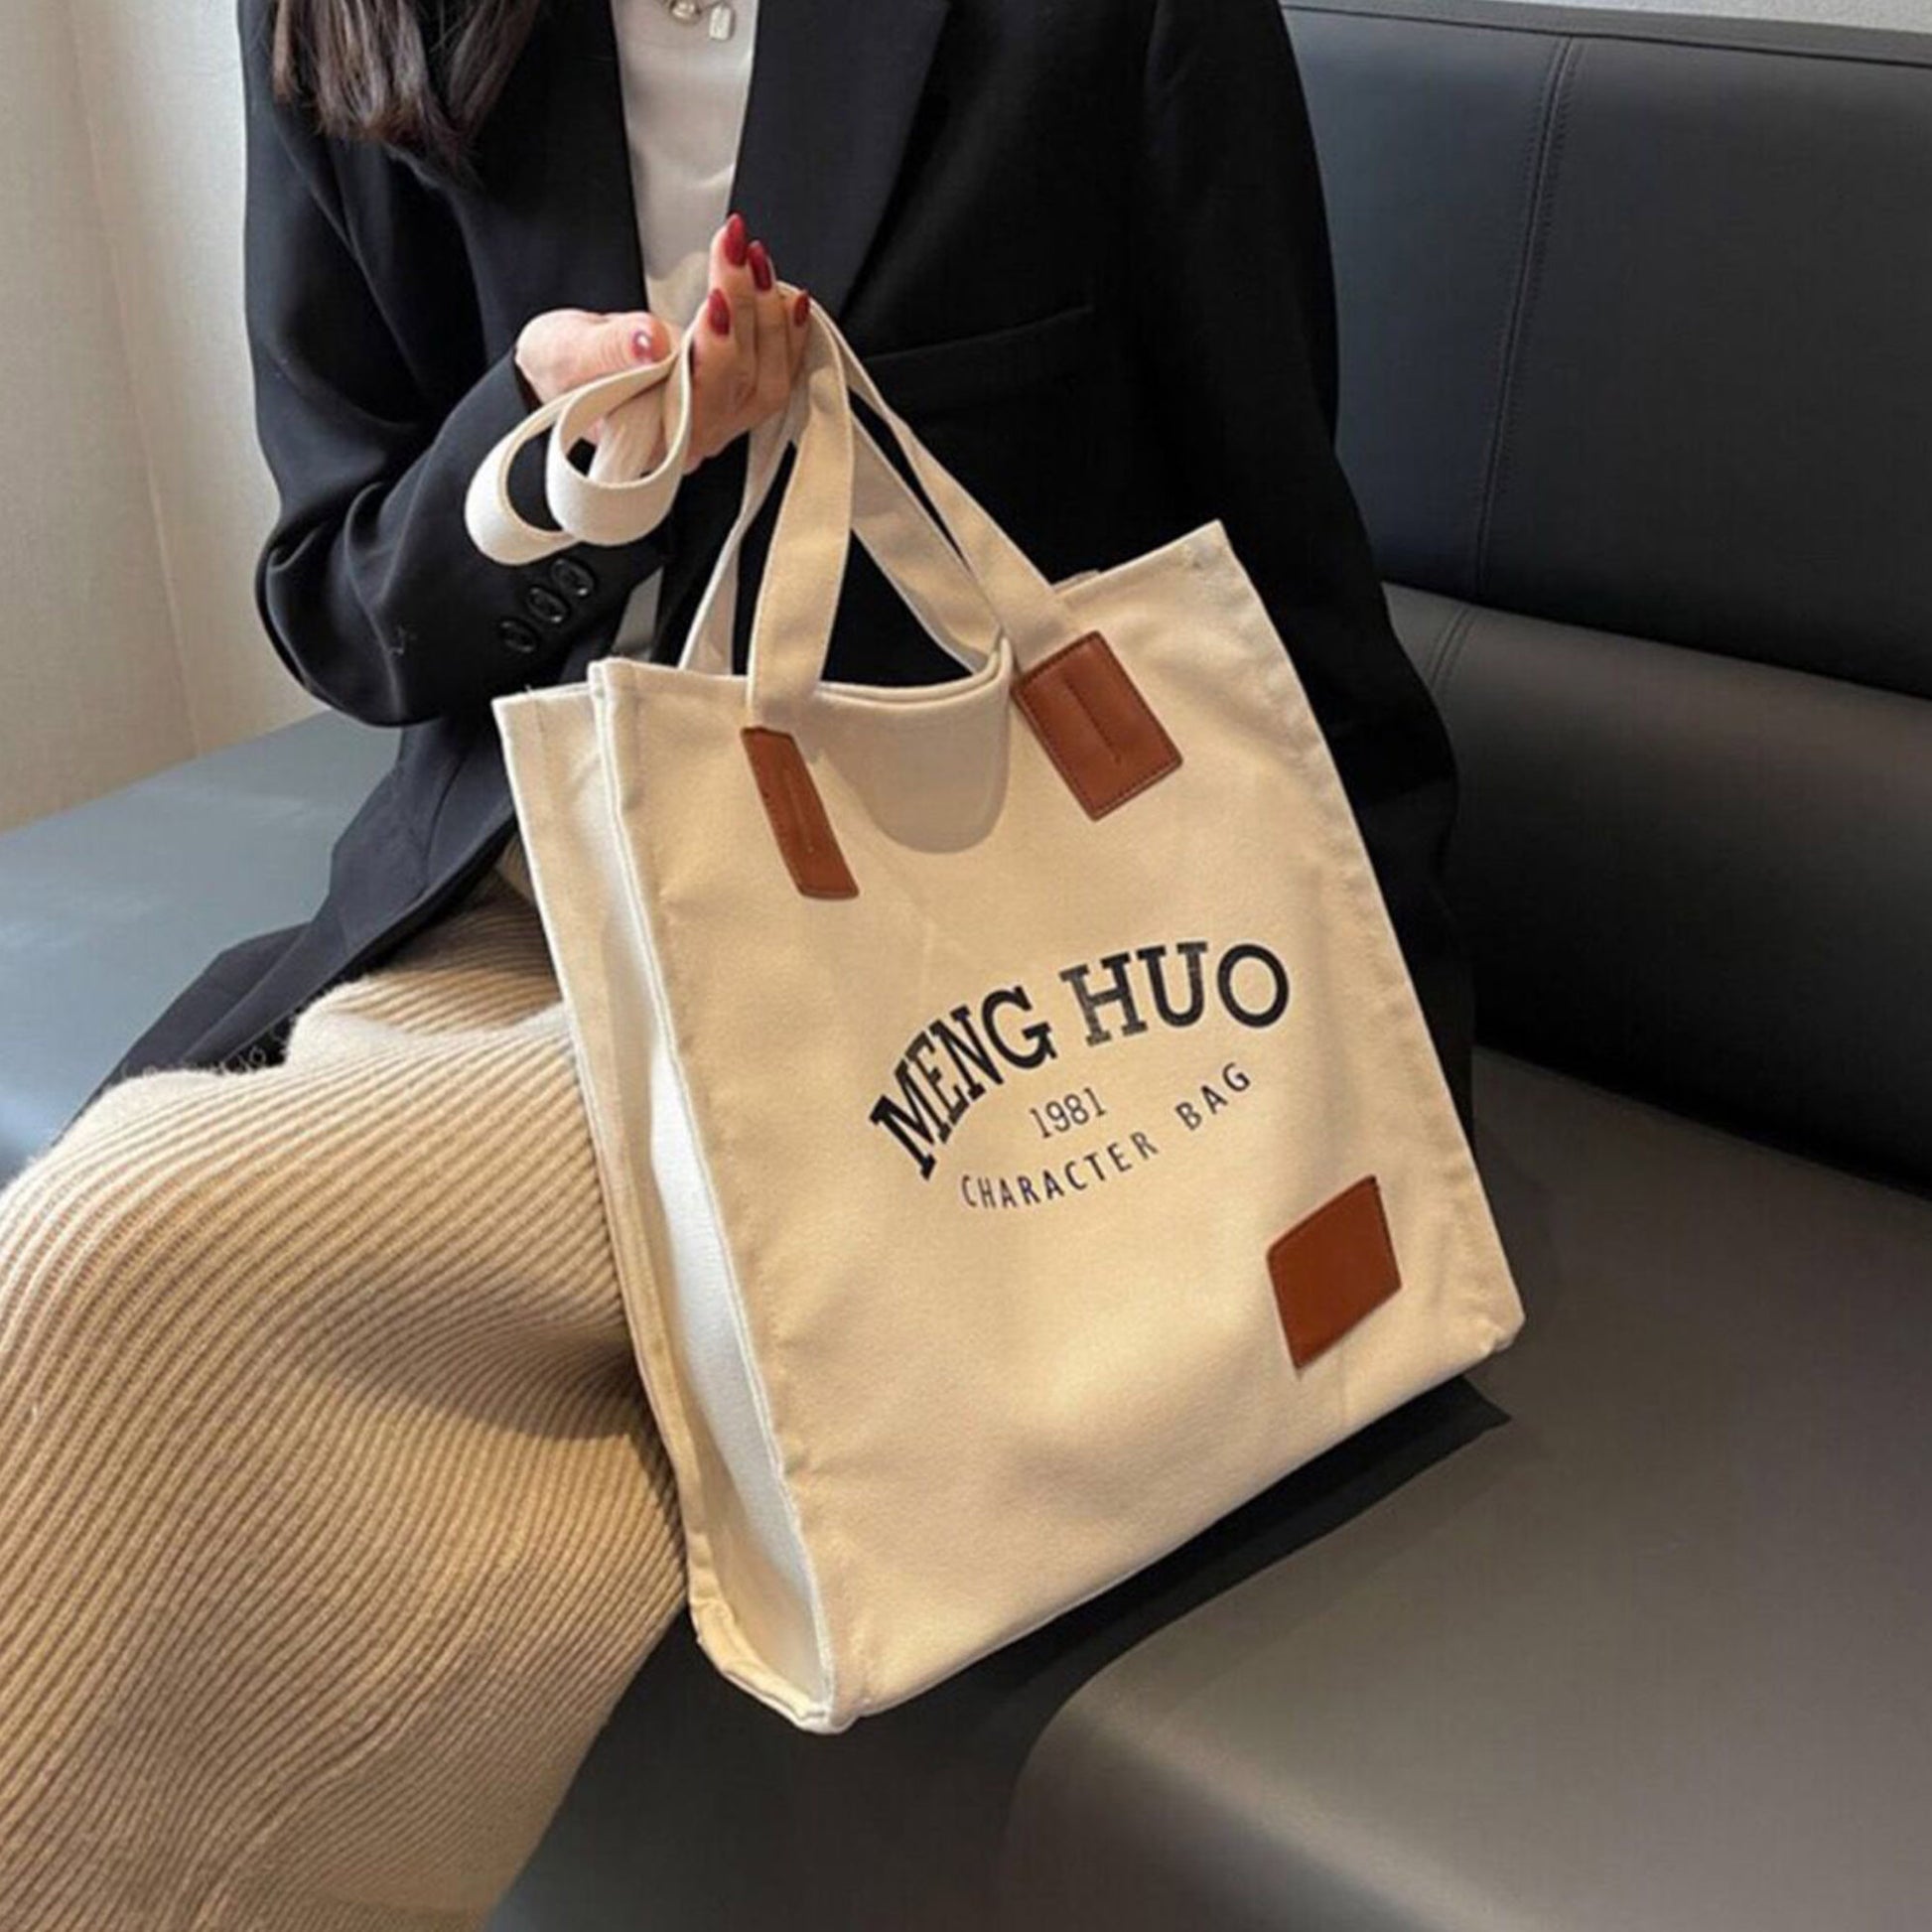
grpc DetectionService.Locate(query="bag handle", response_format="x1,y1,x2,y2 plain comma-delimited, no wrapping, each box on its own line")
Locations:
724,304,1182,898
742,303,1080,726
463,292,1183,898
681,379,1001,678
464,328,699,565
464,288,1006,681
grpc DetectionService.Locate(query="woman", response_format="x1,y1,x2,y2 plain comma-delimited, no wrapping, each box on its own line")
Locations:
0,1,1473,1926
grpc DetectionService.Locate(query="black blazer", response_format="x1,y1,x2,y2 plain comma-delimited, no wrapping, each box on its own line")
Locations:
93,0,1475,1135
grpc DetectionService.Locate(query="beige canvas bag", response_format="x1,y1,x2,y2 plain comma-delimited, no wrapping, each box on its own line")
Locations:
465,302,1525,1732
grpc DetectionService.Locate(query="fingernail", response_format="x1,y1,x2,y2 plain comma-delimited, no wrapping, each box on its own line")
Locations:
724,212,749,267
707,287,732,336
630,325,654,361
792,288,811,326
748,239,773,291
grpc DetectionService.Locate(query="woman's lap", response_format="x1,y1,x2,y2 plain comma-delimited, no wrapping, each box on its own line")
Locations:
0,871,685,1931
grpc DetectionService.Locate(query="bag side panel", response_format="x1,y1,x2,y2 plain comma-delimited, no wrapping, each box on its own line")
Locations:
496,687,832,1722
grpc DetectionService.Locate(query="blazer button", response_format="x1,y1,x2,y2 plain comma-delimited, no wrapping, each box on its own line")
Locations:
523,584,572,627
549,556,598,601
497,617,541,655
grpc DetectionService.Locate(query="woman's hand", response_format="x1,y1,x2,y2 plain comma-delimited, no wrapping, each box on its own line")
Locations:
513,309,673,407
512,212,811,473
680,212,811,475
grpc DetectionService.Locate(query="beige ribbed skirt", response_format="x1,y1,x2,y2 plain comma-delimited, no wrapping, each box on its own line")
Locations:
0,862,685,1931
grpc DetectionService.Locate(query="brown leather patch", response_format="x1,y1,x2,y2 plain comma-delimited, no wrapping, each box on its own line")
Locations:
741,727,858,899
1012,631,1181,818
1268,1175,1402,1369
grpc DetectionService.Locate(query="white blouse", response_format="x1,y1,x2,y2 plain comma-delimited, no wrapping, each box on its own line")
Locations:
610,0,762,657
497,0,759,904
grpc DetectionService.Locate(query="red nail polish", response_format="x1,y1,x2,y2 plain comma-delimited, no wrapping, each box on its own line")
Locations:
707,287,733,336
630,327,653,361
748,240,773,292
724,212,749,267
792,289,811,326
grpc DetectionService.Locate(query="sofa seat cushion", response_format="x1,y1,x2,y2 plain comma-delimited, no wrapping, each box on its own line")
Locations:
493,1046,1932,1932
997,1046,1932,1931
0,713,394,1184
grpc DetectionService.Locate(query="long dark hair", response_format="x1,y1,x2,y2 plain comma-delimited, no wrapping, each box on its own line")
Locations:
271,0,543,175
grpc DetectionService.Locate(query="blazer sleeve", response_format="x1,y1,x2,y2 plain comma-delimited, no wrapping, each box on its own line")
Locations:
1125,0,1452,833
237,3,663,727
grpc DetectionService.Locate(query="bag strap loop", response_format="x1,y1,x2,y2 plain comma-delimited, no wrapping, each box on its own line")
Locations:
464,334,697,566
745,303,1079,725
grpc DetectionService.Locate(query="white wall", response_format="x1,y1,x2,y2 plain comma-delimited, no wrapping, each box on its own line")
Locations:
0,0,299,836
0,0,199,832
71,0,301,759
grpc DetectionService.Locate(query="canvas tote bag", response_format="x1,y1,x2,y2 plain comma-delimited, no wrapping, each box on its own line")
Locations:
465,299,1525,1732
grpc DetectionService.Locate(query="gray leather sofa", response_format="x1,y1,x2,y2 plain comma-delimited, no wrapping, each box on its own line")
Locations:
6,4,1930,1928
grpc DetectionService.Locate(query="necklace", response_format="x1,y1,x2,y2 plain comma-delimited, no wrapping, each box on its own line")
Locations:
663,0,737,40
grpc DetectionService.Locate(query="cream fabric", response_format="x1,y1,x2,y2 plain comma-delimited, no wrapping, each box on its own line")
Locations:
478,304,1528,1731
605,0,760,661
0,869,684,1931
614,0,759,329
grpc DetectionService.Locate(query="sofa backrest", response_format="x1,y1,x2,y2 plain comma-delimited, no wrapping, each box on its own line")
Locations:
1289,0,1932,1193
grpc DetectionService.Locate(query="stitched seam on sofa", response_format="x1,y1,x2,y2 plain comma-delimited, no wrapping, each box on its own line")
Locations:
1431,601,1482,707
1467,34,1565,595
1411,593,1473,694
1474,35,1581,596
